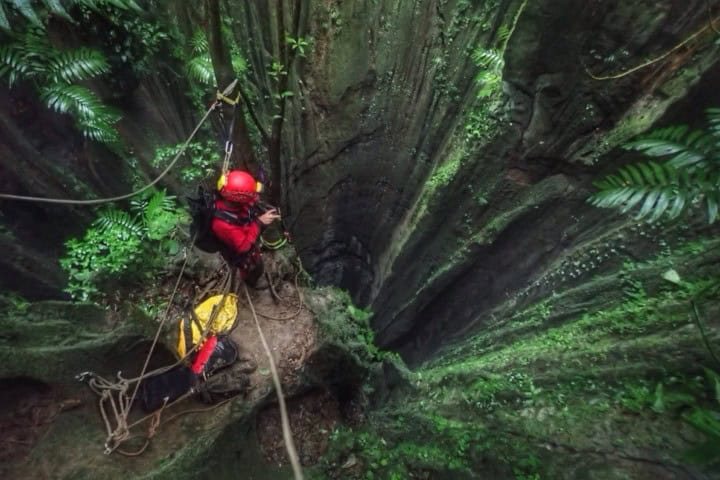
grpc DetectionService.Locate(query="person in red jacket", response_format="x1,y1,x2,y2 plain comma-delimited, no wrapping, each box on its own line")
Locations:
212,170,280,284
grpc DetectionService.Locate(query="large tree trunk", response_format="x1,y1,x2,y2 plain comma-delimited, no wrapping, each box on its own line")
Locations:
206,0,258,175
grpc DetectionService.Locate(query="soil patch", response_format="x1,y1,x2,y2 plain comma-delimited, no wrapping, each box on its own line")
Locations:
257,389,341,467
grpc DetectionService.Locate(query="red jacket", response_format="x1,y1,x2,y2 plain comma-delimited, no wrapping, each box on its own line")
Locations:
211,198,260,254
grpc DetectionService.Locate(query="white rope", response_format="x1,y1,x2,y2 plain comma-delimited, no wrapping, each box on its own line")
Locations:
243,283,304,480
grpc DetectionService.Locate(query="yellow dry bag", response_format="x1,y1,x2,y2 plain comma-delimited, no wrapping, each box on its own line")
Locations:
176,294,238,358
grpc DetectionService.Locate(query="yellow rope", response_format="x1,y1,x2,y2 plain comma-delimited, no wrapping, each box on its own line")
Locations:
243,283,304,480
0,79,238,205
585,16,720,81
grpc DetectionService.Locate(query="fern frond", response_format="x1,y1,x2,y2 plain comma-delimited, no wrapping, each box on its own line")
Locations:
0,43,29,84
187,55,213,85
706,190,719,224
41,84,120,142
0,3,10,30
589,162,694,222
496,24,511,45
70,0,141,12
79,115,120,143
624,125,715,169
190,30,208,55
707,107,720,138
8,0,42,25
471,48,503,72
41,83,103,115
43,0,72,20
47,48,109,83
231,54,246,75
94,209,144,237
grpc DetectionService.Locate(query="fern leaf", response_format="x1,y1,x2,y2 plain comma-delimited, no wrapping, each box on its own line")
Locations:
231,54,246,75
496,24,511,45
666,192,687,219
0,3,9,30
44,0,72,20
70,0,141,12
187,55,213,85
0,44,28,84
637,162,656,186
649,190,671,223
191,30,208,55
649,161,667,185
707,107,720,137
79,115,120,143
625,164,645,186
589,162,693,222
41,83,101,115
472,48,503,72
707,191,719,224
94,209,144,236
620,189,647,214
9,0,42,25
625,125,713,169
47,48,109,83
636,189,662,219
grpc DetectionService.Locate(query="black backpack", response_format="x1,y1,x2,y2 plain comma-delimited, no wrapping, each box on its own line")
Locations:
187,185,254,253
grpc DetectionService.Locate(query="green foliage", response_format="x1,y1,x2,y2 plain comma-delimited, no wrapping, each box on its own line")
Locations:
682,369,720,466
0,0,140,30
60,190,188,301
86,3,168,74
471,47,504,98
590,108,720,223
46,47,108,82
0,28,120,143
187,33,213,86
267,60,287,82
285,35,310,57
309,288,400,364
186,29,246,87
151,140,219,183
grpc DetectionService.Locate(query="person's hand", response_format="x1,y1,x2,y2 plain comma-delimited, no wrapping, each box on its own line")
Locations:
257,209,281,225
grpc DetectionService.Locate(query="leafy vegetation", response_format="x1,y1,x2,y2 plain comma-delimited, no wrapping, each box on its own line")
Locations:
0,28,120,143
151,140,220,183
310,288,396,364
60,190,188,301
0,0,140,31
590,108,720,223
285,36,310,57
186,29,246,87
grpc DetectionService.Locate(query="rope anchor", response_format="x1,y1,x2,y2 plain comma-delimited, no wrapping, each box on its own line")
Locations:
216,90,240,105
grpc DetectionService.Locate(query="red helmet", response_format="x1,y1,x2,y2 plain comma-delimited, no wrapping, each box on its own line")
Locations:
217,170,263,203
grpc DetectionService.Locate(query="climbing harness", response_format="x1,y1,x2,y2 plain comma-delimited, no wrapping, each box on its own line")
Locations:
0,79,238,205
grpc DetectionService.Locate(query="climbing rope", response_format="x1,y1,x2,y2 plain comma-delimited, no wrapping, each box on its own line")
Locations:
82,255,306,463
243,282,304,480
82,244,237,455
0,79,238,205
256,268,306,321
584,14,720,81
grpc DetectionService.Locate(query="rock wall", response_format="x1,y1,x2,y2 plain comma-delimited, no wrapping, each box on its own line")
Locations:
225,0,720,362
